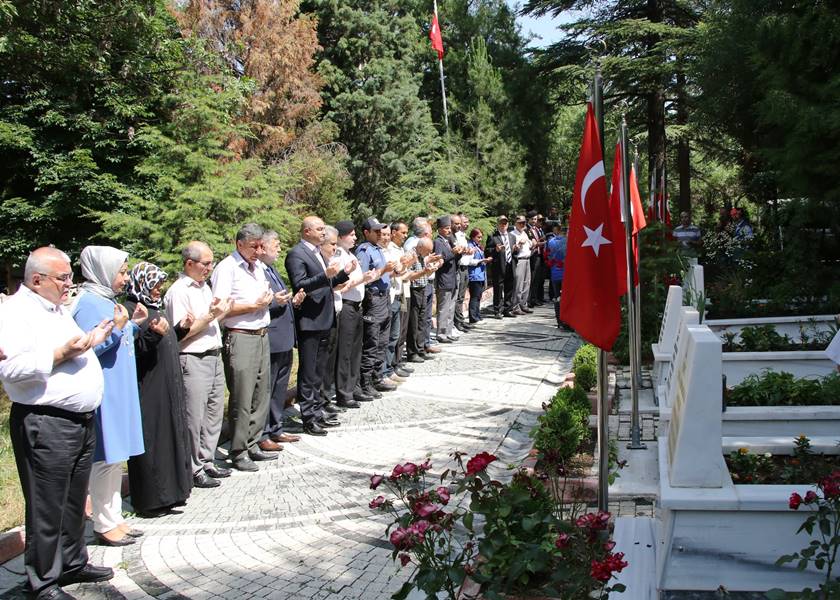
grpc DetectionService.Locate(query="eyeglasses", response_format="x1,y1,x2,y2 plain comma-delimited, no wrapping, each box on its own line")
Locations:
39,272,73,283
195,260,216,268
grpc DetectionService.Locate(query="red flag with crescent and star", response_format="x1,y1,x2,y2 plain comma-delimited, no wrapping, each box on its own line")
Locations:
609,141,647,297
559,103,621,351
429,14,444,60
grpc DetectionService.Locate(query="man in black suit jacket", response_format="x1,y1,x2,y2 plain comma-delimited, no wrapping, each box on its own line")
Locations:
258,231,305,451
484,215,518,318
284,216,351,436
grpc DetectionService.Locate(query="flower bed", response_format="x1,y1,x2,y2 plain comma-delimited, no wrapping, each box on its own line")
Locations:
726,437,840,485
719,324,833,353
726,371,840,407
368,452,627,600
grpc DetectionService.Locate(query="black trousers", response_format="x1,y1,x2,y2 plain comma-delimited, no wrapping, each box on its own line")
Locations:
407,286,428,358
468,280,485,322
360,291,390,388
10,403,95,596
336,300,363,403
296,329,330,425
529,255,545,303
550,279,564,325
321,320,339,399
263,350,292,439
453,267,468,328
491,264,515,315
396,305,409,367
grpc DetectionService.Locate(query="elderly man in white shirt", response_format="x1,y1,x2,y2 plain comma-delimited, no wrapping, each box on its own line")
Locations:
0,247,114,600
211,223,277,472
165,241,233,488
512,214,533,315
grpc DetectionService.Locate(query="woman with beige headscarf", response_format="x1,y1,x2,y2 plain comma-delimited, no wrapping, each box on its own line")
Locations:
72,246,148,546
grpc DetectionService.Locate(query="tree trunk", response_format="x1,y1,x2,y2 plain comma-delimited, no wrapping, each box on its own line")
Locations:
645,0,666,205
676,69,691,215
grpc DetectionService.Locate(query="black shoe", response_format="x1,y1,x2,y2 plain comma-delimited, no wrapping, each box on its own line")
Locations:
336,399,361,409
374,380,397,392
353,391,374,402
193,471,221,488
93,532,135,547
248,448,279,461
323,402,345,413
282,419,304,434
35,587,76,600
436,336,453,344
360,387,382,399
408,355,425,363
58,564,114,586
522,307,534,314
204,465,232,479
319,417,341,428
231,456,259,472
303,422,328,436
394,367,412,378
503,312,516,318
400,365,415,373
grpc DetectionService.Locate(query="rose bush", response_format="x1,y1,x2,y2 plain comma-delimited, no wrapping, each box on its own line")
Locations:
368,451,627,600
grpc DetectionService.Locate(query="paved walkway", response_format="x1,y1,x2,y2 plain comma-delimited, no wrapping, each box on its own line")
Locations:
1,307,576,600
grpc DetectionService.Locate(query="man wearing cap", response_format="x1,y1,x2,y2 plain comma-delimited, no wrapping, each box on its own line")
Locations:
356,217,398,395
512,215,533,315
433,215,459,343
285,216,352,436
485,216,518,318
451,213,473,334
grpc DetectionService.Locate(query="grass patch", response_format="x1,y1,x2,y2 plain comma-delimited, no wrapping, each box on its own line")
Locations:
0,389,24,531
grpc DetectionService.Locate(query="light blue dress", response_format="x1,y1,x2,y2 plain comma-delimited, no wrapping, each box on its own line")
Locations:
72,292,145,463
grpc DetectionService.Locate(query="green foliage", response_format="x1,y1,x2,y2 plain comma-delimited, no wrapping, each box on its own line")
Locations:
737,325,794,352
531,386,590,466
726,437,840,486
572,344,598,392
727,372,840,408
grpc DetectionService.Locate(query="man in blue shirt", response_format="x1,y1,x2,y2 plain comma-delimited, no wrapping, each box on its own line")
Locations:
545,222,568,329
356,217,397,396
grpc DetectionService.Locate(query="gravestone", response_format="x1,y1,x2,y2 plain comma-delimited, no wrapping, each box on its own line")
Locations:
666,326,726,488
683,262,705,310
656,306,700,402
651,285,683,389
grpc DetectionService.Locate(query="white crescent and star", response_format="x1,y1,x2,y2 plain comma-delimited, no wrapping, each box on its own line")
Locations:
581,223,611,257
580,161,605,214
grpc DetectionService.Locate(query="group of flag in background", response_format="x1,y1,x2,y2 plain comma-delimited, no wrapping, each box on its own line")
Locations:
427,11,670,354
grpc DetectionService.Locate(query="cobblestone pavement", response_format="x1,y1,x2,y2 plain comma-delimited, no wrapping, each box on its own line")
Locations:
1,306,582,600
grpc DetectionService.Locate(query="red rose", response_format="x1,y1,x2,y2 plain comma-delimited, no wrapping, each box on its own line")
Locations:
821,476,840,499
436,486,451,505
369,495,386,509
590,559,612,582
390,528,411,550
390,464,404,479
419,459,432,472
804,491,818,504
789,492,803,510
370,474,384,490
466,452,498,475
555,533,570,549
399,553,411,567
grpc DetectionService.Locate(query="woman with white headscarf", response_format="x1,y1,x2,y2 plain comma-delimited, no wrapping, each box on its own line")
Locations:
124,262,193,517
72,246,148,546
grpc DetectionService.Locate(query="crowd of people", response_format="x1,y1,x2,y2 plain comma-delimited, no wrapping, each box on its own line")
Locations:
0,210,569,600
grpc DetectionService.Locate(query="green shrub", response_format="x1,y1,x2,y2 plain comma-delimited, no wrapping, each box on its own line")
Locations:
738,325,794,352
532,387,590,465
727,370,839,407
572,344,598,392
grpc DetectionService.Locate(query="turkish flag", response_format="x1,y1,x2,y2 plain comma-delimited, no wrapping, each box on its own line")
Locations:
559,104,621,351
609,142,647,296
429,14,444,60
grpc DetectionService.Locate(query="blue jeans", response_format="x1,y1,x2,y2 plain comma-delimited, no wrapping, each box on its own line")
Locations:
468,280,485,322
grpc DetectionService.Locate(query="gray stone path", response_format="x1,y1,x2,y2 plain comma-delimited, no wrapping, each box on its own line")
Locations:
1,307,576,600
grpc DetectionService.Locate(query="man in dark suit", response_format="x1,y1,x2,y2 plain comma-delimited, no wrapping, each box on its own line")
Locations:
433,215,459,342
258,230,305,451
285,216,352,436
485,215,518,318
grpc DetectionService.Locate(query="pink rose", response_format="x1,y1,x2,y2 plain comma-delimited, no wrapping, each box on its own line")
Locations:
390,528,411,550
369,495,386,509
409,520,430,536
402,462,418,477
804,491,818,504
555,533,570,549
789,492,803,510
413,502,439,518
370,474,384,490
399,553,411,567
390,464,405,479
419,459,432,472
466,452,498,475
436,486,451,505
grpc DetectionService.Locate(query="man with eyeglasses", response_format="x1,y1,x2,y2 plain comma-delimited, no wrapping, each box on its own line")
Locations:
165,241,234,487
0,247,115,600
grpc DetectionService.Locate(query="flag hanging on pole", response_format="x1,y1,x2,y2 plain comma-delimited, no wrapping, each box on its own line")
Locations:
609,142,646,297
560,103,621,351
429,14,444,60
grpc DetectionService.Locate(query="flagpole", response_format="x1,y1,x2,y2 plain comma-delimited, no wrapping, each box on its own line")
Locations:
621,117,646,450
592,67,610,512
432,0,450,134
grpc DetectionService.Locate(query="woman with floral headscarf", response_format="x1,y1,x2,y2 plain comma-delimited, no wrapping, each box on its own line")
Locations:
124,262,193,517
72,246,148,546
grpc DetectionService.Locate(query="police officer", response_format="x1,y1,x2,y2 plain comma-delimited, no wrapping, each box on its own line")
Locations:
356,217,397,396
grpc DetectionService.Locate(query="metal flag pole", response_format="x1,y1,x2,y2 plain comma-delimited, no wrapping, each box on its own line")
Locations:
632,146,644,390
592,66,610,512
621,117,645,450
432,0,450,134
